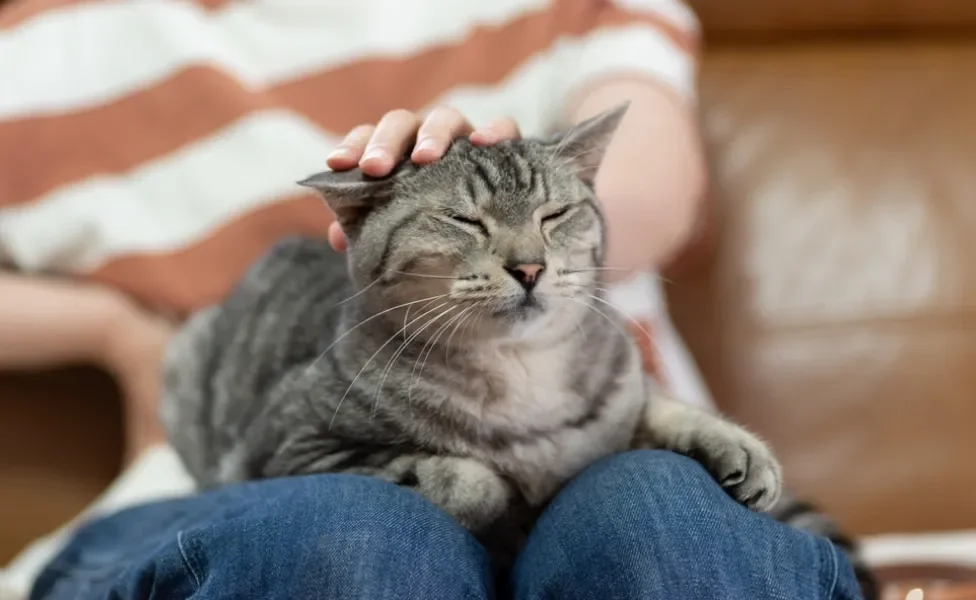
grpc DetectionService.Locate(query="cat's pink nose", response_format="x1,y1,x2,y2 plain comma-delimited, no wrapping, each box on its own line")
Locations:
516,264,544,281
506,263,546,291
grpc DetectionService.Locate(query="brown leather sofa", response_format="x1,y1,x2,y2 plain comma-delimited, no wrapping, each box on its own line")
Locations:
675,0,976,536
3,0,975,595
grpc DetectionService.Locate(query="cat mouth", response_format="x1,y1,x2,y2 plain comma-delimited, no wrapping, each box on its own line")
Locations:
491,294,543,320
519,294,541,309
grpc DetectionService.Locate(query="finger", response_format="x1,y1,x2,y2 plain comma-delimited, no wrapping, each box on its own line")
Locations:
471,116,521,146
412,106,474,164
360,109,421,177
328,221,347,253
327,124,376,170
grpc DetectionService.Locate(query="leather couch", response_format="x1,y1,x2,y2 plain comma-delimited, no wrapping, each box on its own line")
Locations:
669,1,976,596
2,0,975,595
674,0,976,537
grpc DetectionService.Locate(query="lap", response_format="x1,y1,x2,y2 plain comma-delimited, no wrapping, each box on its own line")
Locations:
513,450,863,600
31,474,493,600
32,451,862,600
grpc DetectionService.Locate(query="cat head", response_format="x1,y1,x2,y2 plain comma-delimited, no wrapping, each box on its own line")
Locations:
299,104,627,341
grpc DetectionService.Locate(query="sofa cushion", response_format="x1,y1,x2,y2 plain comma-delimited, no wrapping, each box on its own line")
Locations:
668,40,976,534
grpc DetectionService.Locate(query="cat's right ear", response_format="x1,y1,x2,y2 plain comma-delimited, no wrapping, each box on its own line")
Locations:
298,168,395,235
543,102,629,186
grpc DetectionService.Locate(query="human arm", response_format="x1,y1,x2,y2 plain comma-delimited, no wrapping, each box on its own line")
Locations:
0,272,129,370
0,271,173,460
566,77,705,274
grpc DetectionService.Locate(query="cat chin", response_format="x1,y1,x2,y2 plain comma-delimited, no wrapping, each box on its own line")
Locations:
493,303,576,344
505,317,552,343
488,297,546,322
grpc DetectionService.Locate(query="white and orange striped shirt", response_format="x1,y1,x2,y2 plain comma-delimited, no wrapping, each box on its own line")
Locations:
0,0,711,405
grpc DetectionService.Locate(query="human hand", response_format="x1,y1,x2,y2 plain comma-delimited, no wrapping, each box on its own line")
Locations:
324,107,521,252
104,298,177,463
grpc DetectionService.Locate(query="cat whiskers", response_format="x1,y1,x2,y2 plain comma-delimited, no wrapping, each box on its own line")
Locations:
305,293,448,377
393,271,458,280
332,274,383,307
407,305,474,400
401,298,443,344
555,280,612,295
563,296,634,349
331,301,451,428
561,288,657,354
562,267,674,285
443,301,484,364
449,302,489,362
369,303,457,419
561,266,632,273
575,291,673,383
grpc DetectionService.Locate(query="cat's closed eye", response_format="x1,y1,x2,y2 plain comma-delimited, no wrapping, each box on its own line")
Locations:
447,213,489,235
541,207,571,223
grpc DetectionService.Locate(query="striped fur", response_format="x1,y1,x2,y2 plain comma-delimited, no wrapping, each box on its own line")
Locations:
161,107,782,561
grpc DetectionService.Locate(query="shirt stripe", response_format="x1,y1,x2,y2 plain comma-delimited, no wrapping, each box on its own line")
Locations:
1,4,693,208
0,0,699,318
0,110,337,271
0,0,551,120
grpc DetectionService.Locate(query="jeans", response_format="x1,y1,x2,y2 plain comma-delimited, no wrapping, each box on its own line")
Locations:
31,451,863,600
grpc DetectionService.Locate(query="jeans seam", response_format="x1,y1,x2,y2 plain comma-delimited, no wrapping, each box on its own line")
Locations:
177,531,202,592
820,536,840,599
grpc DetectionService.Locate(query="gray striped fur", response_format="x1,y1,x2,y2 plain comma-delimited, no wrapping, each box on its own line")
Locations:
161,106,782,552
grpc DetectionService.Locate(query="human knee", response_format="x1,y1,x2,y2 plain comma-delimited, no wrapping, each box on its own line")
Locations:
578,449,726,510
181,475,492,599
543,451,741,554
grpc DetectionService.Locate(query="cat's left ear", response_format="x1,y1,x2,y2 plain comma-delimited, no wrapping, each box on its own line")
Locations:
544,102,629,186
298,168,396,235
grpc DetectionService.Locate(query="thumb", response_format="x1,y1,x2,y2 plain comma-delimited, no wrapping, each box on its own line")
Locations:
328,221,348,253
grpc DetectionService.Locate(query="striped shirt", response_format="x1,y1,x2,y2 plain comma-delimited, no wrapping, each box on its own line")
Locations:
0,0,704,398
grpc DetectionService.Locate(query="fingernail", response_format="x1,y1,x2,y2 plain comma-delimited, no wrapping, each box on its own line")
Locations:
328,146,351,160
362,147,386,162
415,137,437,154
471,130,493,144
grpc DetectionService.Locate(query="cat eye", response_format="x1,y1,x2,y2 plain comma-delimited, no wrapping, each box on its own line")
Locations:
447,213,489,235
541,207,571,223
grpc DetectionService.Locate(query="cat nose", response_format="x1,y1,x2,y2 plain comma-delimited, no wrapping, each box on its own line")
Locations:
505,262,546,292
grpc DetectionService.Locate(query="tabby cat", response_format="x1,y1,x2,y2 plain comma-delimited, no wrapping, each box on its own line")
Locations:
161,105,782,546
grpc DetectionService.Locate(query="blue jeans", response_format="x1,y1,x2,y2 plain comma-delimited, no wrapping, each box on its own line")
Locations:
32,451,863,599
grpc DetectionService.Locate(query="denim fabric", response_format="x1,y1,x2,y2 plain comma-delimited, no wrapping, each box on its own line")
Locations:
31,451,863,600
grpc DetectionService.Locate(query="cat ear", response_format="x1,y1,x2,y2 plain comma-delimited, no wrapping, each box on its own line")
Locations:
544,102,629,186
298,168,395,233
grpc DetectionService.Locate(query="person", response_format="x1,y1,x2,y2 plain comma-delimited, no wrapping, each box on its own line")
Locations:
0,1,868,598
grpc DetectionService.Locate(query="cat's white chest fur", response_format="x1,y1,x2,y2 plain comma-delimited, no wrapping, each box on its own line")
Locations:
466,341,645,504
475,343,582,430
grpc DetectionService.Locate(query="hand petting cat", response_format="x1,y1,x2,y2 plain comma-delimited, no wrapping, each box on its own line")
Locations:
323,107,523,253
321,77,706,276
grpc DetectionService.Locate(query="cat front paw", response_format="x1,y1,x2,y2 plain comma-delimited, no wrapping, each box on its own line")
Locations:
412,456,513,532
685,421,783,512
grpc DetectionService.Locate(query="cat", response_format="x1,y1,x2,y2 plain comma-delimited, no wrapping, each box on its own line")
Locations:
161,104,782,545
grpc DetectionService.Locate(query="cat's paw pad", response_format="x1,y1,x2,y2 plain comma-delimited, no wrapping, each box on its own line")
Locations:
415,456,512,531
688,424,782,512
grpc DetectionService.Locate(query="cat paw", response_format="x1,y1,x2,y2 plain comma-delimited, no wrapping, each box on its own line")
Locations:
413,456,513,531
684,422,783,512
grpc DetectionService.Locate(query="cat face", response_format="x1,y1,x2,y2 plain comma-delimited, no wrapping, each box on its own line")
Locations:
300,105,627,341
